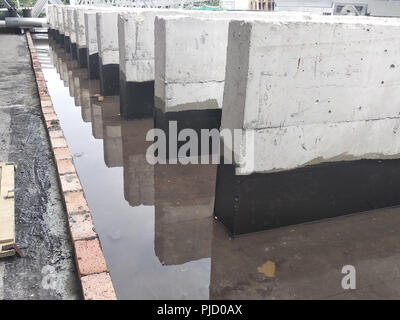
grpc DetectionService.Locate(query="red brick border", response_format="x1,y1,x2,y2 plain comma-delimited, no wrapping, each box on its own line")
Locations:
25,31,117,300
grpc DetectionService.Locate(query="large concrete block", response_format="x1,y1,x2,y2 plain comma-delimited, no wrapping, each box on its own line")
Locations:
118,9,181,118
96,11,120,96
56,6,65,46
215,14,400,235
155,15,229,113
62,6,70,53
47,5,55,38
85,11,100,80
75,7,88,68
154,11,309,112
222,15,400,174
67,7,78,59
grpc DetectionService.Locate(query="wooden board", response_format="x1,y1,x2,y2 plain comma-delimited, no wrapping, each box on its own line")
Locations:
0,162,15,258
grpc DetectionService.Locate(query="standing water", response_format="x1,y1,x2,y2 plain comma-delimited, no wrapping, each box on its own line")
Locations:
32,34,400,300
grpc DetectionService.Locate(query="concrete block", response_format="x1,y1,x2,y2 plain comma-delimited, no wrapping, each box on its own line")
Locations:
96,11,120,96
62,6,70,53
85,11,99,79
221,15,400,174
118,9,180,118
155,15,229,113
154,11,286,113
56,6,65,46
75,7,88,68
153,12,289,149
215,14,400,235
47,5,55,38
67,7,78,59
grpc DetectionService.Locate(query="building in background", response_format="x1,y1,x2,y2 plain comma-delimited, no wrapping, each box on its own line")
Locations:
274,0,400,17
249,0,275,10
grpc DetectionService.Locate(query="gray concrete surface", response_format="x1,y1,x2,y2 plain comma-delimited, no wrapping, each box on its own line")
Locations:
0,33,81,300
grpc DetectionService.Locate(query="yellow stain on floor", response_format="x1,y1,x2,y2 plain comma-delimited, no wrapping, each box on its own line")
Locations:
257,260,276,278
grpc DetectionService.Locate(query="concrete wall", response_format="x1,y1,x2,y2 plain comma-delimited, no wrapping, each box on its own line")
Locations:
221,14,400,174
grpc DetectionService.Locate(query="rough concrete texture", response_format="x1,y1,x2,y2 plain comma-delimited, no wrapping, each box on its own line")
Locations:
221,14,400,174
62,6,69,37
67,7,77,44
84,11,97,55
118,9,181,83
75,7,87,49
153,11,306,112
57,6,64,34
155,15,229,112
96,11,120,65
0,34,81,299
47,5,55,30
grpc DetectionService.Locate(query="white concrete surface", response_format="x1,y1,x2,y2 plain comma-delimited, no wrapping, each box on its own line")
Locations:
75,7,87,49
57,6,64,34
62,6,69,37
221,15,400,174
96,11,120,65
154,11,309,112
154,15,231,112
47,5,54,30
67,7,77,44
118,9,182,83
84,11,98,56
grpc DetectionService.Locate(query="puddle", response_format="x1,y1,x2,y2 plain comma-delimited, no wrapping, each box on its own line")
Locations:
32,35,400,300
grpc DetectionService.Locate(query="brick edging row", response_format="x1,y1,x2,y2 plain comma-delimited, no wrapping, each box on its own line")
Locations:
25,31,117,300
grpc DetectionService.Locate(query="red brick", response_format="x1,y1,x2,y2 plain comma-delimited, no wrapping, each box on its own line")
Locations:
54,147,72,160
42,106,54,114
74,239,108,276
48,129,63,139
81,272,116,300
51,137,67,149
46,120,59,128
68,212,96,241
44,112,58,122
41,100,52,108
64,191,89,214
60,173,82,193
56,158,75,175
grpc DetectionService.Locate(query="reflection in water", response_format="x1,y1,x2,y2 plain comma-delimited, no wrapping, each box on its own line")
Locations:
35,37,400,300
102,96,123,168
155,163,215,266
122,118,154,207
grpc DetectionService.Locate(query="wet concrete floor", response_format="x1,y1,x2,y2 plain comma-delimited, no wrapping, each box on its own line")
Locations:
36,35,400,300
0,33,81,300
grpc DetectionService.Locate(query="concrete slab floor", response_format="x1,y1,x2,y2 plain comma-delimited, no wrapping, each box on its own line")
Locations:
0,33,81,299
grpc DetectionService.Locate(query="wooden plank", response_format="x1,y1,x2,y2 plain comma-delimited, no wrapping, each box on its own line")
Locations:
0,162,15,258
